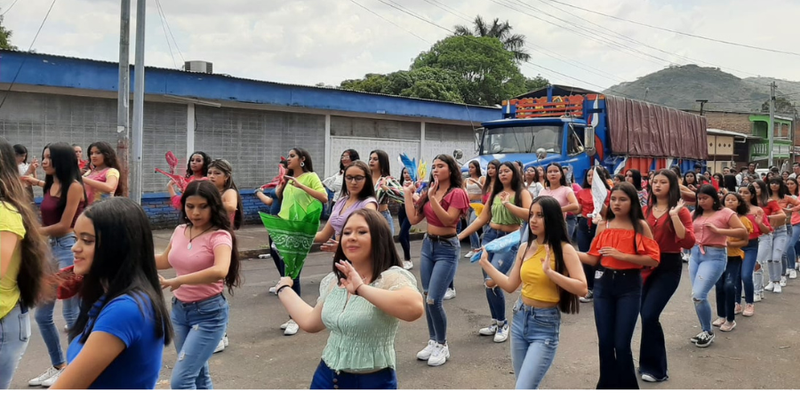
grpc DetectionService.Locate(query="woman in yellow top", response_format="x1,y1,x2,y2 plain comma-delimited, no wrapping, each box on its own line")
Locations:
0,138,50,389
713,193,753,333
478,196,587,389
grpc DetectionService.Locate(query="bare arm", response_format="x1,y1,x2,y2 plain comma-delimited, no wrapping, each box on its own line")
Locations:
458,198,491,239
717,214,748,240
49,332,126,389
83,174,119,195
402,185,425,225
161,244,232,290
314,220,336,243
155,241,172,270
479,243,524,293
428,193,462,227
502,190,533,220
356,285,424,322
277,280,326,333
545,244,588,297
41,182,83,237
562,190,579,214
577,223,604,266
221,189,238,215
256,190,273,206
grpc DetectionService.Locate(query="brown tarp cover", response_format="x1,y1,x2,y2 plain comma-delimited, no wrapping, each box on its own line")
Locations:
605,95,708,160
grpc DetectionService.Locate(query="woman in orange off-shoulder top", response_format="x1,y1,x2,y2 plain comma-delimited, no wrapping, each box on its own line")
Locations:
578,182,660,390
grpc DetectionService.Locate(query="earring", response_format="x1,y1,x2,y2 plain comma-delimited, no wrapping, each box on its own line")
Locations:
301,162,305,168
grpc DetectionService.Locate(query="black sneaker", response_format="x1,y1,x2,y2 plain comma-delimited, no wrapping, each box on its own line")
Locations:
694,331,715,348
579,290,594,303
689,331,704,343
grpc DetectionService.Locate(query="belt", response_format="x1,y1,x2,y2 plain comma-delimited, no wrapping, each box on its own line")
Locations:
597,266,641,275
427,233,456,241
174,292,224,305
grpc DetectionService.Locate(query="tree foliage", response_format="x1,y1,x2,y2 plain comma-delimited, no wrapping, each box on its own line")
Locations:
761,97,797,115
0,15,17,51
454,15,530,63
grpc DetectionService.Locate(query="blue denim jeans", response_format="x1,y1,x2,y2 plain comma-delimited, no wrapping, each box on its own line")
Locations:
467,203,481,250
481,227,519,323
715,256,742,322
638,253,682,381
737,239,758,305
381,209,395,237
0,303,31,389
419,235,460,344
510,301,560,389
170,294,229,389
35,233,80,367
566,214,577,242
783,223,800,274
310,360,397,389
576,218,597,290
768,226,787,282
689,245,727,333
593,267,641,389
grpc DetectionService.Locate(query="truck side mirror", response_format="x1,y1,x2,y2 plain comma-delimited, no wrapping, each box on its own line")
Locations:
474,129,483,152
584,126,596,156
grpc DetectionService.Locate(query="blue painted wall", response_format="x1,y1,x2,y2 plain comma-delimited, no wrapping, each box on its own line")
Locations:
0,51,501,124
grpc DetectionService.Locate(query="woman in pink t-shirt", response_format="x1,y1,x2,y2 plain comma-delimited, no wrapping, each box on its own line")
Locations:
539,163,579,237
155,180,241,389
402,154,469,367
82,142,124,204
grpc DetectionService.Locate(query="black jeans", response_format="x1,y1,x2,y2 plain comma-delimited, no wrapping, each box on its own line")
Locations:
716,256,742,322
269,235,300,296
593,267,642,389
397,206,412,261
638,253,682,381
576,218,597,290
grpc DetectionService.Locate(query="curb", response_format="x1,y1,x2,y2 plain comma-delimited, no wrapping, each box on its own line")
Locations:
241,231,428,259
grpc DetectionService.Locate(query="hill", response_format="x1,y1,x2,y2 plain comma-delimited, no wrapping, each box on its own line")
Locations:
605,65,799,114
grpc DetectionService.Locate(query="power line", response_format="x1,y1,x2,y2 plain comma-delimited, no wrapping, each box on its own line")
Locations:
350,0,429,43
540,0,800,58
1,0,19,16
0,0,58,111
154,0,177,68
155,0,185,63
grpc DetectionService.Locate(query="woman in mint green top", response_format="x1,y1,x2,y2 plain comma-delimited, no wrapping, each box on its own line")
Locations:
458,161,532,343
276,209,424,389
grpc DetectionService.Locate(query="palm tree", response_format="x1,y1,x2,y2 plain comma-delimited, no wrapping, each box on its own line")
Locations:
454,16,530,63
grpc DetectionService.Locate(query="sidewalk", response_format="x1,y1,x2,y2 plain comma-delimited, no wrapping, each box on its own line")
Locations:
152,219,429,259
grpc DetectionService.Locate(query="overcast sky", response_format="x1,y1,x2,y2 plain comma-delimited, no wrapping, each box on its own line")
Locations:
3,0,798,91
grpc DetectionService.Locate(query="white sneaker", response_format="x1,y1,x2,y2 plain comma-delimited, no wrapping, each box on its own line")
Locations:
765,282,775,291
284,320,299,336
269,285,278,295
403,260,413,270
417,340,436,360
213,339,226,354
780,276,787,287
790,269,798,279
754,292,762,302
29,366,62,387
773,284,782,293
478,322,498,336
280,319,291,330
443,288,456,300
493,323,510,343
464,251,475,258
223,334,229,347
427,343,450,367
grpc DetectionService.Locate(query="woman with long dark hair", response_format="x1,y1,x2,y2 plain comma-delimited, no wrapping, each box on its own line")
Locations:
578,182,660,389
0,138,50,389
482,160,501,204
50,198,173,389
322,149,359,208
638,169,694,383
540,163,579,238
625,169,647,207
688,185,747,348
523,166,543,198
479,196,586,389
24,142,86,388
207,159,244,230
736,185,770,313
82,141,124,203
575,168,610,303
402,154,469,367
750,180,781,302
273,147,327,335
368,150,403,236
167,151,211,209
315,161,377,250
13,144,36,202
458,161,532,343
398,167,419,270
767,177,797,291
155,180,241,389
276,209,423,389
463,160,485,258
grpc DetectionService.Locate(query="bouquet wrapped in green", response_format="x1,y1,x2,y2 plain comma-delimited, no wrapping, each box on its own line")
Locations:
259,200,323,279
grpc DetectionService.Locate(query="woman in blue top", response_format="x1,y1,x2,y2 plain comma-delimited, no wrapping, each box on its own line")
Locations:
51,197,173,389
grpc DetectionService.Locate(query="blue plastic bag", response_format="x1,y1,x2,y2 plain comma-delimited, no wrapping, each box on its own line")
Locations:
470,229,521,263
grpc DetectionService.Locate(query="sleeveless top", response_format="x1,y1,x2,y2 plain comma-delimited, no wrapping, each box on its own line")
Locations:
465,178,483,197
40,187,85,228
520,244,560,303
490,194,521,226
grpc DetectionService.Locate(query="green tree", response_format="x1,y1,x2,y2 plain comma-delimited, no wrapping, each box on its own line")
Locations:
340,68,464,103
454,15,530,63
761,97,797,115
525,76,549,92
412,35,526,105
0,15,17,50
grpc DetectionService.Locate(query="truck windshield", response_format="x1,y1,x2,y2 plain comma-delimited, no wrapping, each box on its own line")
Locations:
480,125,562,155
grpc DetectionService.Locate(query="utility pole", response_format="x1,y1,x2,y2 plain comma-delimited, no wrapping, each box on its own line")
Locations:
768,81,776,167
131,0,146,204
696,99,708,115
117,0,131,197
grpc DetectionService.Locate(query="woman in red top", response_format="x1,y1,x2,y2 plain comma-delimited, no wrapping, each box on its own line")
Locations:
737,186,771,313
578,182,660,389
638,169,695,383
575,168,610,302
767,178,797,290
751,180,785,297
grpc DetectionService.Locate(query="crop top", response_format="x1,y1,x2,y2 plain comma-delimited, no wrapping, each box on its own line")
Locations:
40,189,85,228
727,216,753,258
745,212,771,240
422,188,469,228
643,206,696,253
540,185,572,216
588,226,661,270
490,194,522,226
520,244,560,303
692,207,736,247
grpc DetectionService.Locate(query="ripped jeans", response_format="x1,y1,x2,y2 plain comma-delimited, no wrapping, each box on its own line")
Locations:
419,235,460,344
170,294,229,389
688,246,727,333
481,227,519,324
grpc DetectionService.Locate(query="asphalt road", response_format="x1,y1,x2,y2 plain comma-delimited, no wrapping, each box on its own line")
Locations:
10,242,800,389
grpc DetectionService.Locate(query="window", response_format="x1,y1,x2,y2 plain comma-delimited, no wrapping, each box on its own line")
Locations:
481,125,562,155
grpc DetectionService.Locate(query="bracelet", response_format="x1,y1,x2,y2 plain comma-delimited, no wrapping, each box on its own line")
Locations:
276,284,292,295
354,283,364,295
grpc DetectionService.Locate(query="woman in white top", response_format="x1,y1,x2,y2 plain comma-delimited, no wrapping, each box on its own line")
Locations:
14,144,36,202
524,166,544,199
463,160,485,258
322,149,359,206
